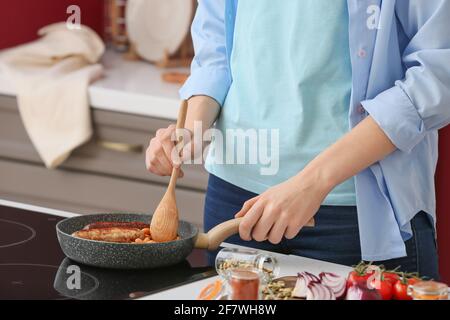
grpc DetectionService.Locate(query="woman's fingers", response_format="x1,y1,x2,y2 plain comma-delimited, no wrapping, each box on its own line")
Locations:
158,149,174,172
147,158,167,176
235,196,260,218
268,218,288,244
160,138,176,165
251,207,278,242
157,124,178,166
157,148,174,174
146,138,169,174
237,195,285,242
145,142,158,173
147,124,188,176
239,200,264,241
157,151,185,178
285,222,302,240
146,150,184,177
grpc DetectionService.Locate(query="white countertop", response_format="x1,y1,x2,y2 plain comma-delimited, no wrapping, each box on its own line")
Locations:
142,243,352,300
0,49,183,120
0,199,352,300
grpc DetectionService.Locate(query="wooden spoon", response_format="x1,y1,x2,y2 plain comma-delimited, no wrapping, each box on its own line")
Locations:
150,100,188,242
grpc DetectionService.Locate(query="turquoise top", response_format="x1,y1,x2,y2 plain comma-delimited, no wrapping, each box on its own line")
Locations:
205,0,356,205
183,0,450,261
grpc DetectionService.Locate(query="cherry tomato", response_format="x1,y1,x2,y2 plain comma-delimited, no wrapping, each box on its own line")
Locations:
393,278,419,300
370,277,393,300
383,272,400,285
347,270,374,288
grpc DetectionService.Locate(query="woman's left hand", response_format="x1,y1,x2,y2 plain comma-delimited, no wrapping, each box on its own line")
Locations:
235,170,332,244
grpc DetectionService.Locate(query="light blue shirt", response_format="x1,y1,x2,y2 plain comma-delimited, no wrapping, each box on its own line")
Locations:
205,0,356,205
180,0,450,261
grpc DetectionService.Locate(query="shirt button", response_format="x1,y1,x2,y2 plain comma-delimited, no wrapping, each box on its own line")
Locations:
358,49,367,58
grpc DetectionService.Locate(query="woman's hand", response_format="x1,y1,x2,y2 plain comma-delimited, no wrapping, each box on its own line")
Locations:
235,116,397,244
235,170,332,244
145,96,221,177
146,124,186,177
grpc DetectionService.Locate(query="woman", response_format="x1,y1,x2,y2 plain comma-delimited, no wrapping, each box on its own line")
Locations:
146,0,450,279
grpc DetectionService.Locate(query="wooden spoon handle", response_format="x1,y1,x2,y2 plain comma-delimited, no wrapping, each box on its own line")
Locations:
175,99,188,131
168,100,188,190
194,217,315,251
195,218,243,251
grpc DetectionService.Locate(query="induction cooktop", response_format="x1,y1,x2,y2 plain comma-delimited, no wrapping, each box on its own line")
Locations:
0,204,215,300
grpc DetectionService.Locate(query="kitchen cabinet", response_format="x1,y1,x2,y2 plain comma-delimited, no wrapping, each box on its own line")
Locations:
0,94,208,229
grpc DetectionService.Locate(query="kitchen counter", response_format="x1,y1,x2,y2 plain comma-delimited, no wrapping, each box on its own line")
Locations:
0,49,183,120
143,244,353,300
0,199,353,300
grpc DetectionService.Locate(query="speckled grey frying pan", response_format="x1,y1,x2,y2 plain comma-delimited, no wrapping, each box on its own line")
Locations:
56,213,241,269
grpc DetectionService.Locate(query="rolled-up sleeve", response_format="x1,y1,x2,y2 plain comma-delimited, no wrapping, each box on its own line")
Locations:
362,0,450,153
179,0,231,106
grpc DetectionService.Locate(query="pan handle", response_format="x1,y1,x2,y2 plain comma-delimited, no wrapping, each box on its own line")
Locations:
194,218,243,251
194,217,316,251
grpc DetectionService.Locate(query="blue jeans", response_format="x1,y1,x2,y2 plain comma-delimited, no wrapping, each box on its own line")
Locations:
204,174,440,280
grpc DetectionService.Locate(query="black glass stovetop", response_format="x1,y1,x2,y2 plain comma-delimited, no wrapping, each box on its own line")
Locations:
0,204,215,300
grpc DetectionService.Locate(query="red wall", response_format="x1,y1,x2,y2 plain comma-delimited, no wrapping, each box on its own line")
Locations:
437,127,450,283
0,0,104,50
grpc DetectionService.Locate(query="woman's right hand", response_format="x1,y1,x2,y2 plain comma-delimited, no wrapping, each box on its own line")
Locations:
145,96,221,177
145,124,185,178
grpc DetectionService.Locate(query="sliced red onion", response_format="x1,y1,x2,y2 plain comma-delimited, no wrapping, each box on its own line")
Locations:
319,272,347,299
306,281,336,300
292,272,320,298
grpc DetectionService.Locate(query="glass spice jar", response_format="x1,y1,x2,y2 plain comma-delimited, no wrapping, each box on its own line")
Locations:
215,248,279,283
228,267,262,300
408,281,449,300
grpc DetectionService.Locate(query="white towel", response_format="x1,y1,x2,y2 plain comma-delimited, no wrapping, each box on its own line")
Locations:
0,23,105,168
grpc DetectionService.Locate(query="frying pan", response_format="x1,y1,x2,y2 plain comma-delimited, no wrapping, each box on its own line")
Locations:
56,213,241,269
